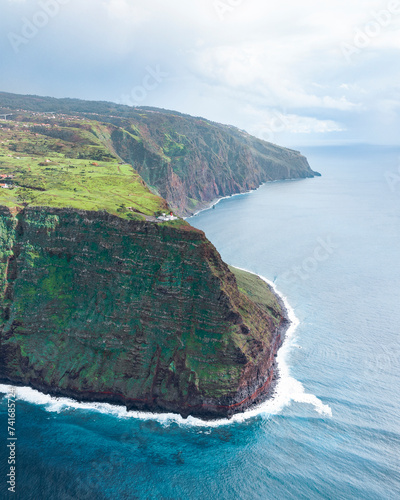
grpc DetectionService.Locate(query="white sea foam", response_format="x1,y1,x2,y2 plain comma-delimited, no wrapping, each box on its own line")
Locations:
0,269,331,427
233,268,332,420
188,178,298,218
188,187,258,218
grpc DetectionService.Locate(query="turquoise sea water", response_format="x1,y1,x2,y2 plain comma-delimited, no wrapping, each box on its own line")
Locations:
1,145,400,499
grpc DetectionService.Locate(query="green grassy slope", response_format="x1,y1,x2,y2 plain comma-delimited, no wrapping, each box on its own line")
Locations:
229,266,283,327
0,118,169,219
0,95,291,418
0,91,319,217
0,207,285,418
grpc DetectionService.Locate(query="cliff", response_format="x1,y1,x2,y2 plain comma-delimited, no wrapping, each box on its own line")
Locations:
0,206,286,419
110,111,318,216
0,91,319,216
0,92,302,419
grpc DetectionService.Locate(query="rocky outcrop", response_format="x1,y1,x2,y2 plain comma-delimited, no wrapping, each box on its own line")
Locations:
0,91,301,419
0,206,286,419
0,91,319,217
110,112,319,216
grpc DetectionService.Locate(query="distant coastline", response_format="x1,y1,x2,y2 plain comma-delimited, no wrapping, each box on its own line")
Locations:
187,175,320,219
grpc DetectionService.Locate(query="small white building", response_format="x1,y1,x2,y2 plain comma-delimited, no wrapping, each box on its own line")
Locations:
157,212,178,222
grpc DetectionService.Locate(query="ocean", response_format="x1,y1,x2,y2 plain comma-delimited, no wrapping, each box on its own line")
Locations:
1,145,399,499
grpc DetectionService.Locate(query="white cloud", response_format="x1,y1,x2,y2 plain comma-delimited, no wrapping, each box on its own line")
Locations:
186,42,361,112
245,106,344,138
102,0,149,22
0,0,398,145
284,115,344,134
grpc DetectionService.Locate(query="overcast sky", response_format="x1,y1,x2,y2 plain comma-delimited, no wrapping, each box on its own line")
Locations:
1,0,400,147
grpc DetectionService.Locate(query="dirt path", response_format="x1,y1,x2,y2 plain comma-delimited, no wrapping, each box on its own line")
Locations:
77,181,91,194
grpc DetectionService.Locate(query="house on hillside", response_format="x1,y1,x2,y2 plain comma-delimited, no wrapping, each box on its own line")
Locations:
157,212,178,222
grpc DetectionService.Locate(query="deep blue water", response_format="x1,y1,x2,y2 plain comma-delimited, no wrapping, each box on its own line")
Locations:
1,145,400,500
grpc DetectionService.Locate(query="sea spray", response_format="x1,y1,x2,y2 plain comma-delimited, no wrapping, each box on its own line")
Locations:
235,268,332,419
0,270,331,427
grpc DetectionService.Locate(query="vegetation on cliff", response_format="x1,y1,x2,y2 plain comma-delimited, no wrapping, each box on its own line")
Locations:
0,91,319,216
0,119,168,220
0,207,285,418
0,92,302,418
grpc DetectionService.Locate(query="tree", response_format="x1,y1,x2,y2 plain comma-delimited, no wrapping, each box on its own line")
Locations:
17,187,36,206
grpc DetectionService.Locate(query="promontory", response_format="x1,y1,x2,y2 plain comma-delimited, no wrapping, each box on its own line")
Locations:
0,92,318,419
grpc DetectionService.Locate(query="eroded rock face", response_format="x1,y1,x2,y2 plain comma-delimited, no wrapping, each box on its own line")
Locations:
0,206,286,419
109,113,319,216
0,91,318,218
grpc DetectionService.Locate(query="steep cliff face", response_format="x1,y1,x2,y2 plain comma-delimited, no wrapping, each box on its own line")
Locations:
109,113,318,216
0,91,319,217
0,92,299,419
0,206,285,419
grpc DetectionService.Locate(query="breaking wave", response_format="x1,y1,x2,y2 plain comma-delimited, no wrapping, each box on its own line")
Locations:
0,271,331,427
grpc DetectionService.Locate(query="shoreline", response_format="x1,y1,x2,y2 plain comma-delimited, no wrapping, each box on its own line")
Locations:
187,185,263,219
0,268,296,424
186,176,316,219
230,267,292,414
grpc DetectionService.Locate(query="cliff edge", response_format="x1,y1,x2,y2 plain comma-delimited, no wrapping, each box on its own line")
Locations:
0,91,320,216
0,92,303,419
0,206,286,419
